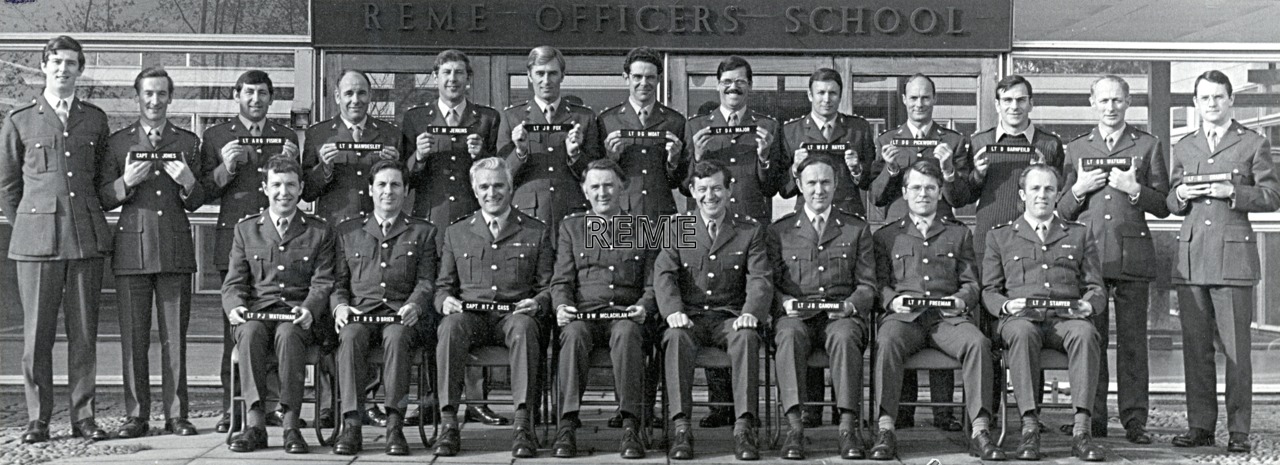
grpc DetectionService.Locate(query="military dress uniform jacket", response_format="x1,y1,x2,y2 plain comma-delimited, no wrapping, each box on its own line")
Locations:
682,109,785,222
767,209,876,320
596,102,686,219
402,100,500,226
496,100,602,226
1057,126,1170,281
872,215,979,325
653,212,773,319
1166,121,1280,286
100,121,205,274
981,216,1106,319
780,113,878,216
222,212,337,316
965,127,1065,256
870,122,972,220
301,117,410,224
433,209,554,315
0,97,113,260
198,119,299,271
551,212,659,315
332,214,438,316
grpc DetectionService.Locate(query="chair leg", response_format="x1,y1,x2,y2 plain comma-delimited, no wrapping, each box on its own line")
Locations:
998,361,1009,447
227,353,239,446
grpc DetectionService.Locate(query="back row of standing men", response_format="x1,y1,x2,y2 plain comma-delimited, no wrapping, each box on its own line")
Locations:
1,35,1274,460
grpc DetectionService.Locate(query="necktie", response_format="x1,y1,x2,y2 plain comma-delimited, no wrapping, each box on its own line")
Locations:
1035,223,1047,243
276,217,289,239
446,109,460,127
250,124,262,137
489,219,501,240
544,104,555,123
822,122,834,141
916,219,929,237
382,220,393,237
1106,134,1116,151
728,113,738,126
814,215,825,236
708,220,718,241
352,125,363,142
638,108,649,127
1207,129,1219,152
55,100,69,126
148,128,162,148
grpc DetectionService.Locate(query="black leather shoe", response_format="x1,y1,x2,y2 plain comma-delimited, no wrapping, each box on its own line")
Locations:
552,425,577,458
115,417,149,438
365,405,388,427
620,425,645,459
780,428,806,460
165,418,198,436
1016,429,1042,461
386,425,410,456
1072,434,1106,461
869,429,896,461
266,409,283,427
332,422,362,455
283,427,310,454
466,405,511,426
802,407,822,429
315,409,334,429
434,425,461,456
1125,425,1152,444
1059,422,1107,437
1228,433,1251,453
512,426,538,458
215,412,234,433
734,424,760,461
669,426,694,460
839,428,867,460
228,426,268,452
23,420,49,444
969,430,1007,461
72,419,109,441
609,413,624,428
1172,428,1215,448
700,407,735,428
934,414,964,432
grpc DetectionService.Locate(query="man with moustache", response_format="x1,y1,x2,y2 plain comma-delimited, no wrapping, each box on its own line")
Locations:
781,68,877,217
100,67,204,438
433,157,555,458
198,70,302,433
549,158,655,459
0,35,115,443
1056,75,1169,443
330,160,436,456
497,45,602,236
982,165,1106,462
1167,70,1280,453
655,160,772,461
223,156,337,454
768,155,874,461
870,161,1003,461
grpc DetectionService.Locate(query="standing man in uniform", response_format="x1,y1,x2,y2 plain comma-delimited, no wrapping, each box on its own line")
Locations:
330,160,437,456
223,156,337,454
871,161,1003,461
982,165,1106,462
655,160,772,461
549,159,655,459
1056,75,1169,443
781,68,876,216
198,70,301,433
101,67,204,438
1167,70,1280,454
768,155,874,461
433,157,555,458
0,35,115,444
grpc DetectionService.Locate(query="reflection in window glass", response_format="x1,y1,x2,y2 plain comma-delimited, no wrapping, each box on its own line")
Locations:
508,75,629,112
849,75,979,136
687,75,811,121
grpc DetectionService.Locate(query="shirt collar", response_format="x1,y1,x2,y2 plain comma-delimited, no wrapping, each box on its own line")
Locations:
1202,120,1231,139
238,114,266,133
139,119,167,137
373,212,398,228
480,208,512,230
340,115,368,132
1022,212,1053,231
268,210,298,228
533,97,562,115
437,99,468,120
996,121,1036,144
720,106,745,124
701,210,727,228
804,204,831,225
1099,123,1127,142
906,119,933,138
809,111,834,129
43,91,73,113
629,97,654,118
908,212,936,230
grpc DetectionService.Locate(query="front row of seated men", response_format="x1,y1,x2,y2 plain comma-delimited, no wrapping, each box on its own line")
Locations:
223,154,1106,461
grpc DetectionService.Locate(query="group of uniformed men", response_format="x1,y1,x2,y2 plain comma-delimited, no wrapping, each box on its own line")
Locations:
1,34,1273,461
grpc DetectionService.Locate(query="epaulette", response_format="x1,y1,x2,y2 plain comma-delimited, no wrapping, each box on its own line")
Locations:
337,216,364,229
774,210,800,223
450,215,472,226
600,102,626,115
513,209,548,226
756,112,777,121
877,127,895,137
1236,125,1259,137
1067,132,1091,144
730,213,755,223
239,212,264,223
971,127,995,138
564,211,589,221
689,113,710,121
109,125,133,138
1062,218,1086,227
937,125,960,135
306,119,328,131
564,100,592,111
504,101,527,111
942,214,965,225
990,220,1014,230
7,100,37,116
835,208,865,222
1176,132,1196,143
784,115,805,125
171,125,198,139
1129,127,1155,139
302,212,327,224
78,100,105,113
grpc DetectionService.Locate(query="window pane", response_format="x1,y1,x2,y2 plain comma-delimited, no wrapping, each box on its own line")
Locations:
508,75,629,111
0,0,307,34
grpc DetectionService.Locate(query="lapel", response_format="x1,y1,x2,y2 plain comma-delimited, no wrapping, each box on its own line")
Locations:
280,214,307,244
803,114,826,142
1013,217,1043,246
467,213,494,242
35,98,64,130
692,214,716,252
1110,126,1136,154
708,216,738,253
63,97,85,133
792,213,820,244
828,114,850,142
735,109,758,142
458,101,481,128
550,101,572,124
257,215,282,245
384,215,408,240
645,104,671,130
817,214,842,246
493,212,523,243
362,215,384,240
125,121,148,149
1212,122,1243,156
616,101,644,128
1042,217,1069,245
155,123,182,151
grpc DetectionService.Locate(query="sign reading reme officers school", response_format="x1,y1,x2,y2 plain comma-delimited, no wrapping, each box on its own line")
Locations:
312,0,1012,54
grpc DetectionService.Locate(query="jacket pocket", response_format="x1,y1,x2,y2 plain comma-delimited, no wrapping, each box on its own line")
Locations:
11,197,57,256
25,141,52,173
113,215,145,269
1222,227,1259,281
1120,230,1156,278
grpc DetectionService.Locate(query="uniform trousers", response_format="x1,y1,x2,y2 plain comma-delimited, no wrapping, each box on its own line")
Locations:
875,316,992,422
437,311,543,410
116,272,192,420
774,315,865,414
663,312,761,420
998,316,1099,416
18,258,103,423
557,318,645,417
1177,285,1253,434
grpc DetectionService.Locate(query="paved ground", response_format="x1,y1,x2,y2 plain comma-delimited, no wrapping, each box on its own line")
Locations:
1,386,1277,465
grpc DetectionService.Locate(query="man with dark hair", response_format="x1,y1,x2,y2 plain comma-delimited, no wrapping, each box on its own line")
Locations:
656,159,772,461
871,160,1002,461
983,164,1106,462
1167,70,1280,453
198,69,303,433
781,68,877,216
330,159,436,456
768,155,874,461
223,156,337,454
1,34,114,444
100,66,204,439
1056,75,1169,443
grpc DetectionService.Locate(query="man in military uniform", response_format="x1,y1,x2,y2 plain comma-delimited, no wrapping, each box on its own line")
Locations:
100,67,204,438
655,160,772,461
0,35,115,444
198,70,302,433
871,161,1003,461
982,165,1106,462
1167,71,1280,454
549,159,655,459
433,157,555,458
497,45,602,236
330,160,436,456
223,156,337,454
869,74,970,432
781,68,876,217
767,155,874,461
1056,75,1170,443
